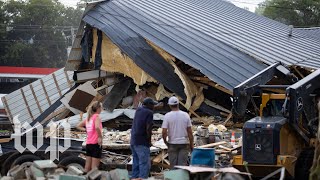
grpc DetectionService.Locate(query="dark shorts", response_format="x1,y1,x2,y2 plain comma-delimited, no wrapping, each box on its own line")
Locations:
86,144,102,158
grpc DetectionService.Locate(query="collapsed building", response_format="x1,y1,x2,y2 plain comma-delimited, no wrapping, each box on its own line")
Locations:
1,0,320,179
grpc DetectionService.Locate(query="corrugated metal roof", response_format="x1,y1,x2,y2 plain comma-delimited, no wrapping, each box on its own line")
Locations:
294,27,320,41
88,0,320,66
83,0,267,90
83,18,186,98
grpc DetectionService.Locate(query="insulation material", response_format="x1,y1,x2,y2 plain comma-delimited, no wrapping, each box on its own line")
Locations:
148,40,204,110
189,87,205,112
155,84,174,101
92,29,156,85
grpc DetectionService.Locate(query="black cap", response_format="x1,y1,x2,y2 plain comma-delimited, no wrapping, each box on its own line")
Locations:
143,97,158,105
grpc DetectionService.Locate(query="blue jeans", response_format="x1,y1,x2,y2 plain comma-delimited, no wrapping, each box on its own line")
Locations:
130,145,150,179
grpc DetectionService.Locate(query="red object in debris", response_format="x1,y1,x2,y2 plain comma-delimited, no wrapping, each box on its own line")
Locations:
0,66,59,75
0,109,5,114
231,131,236,146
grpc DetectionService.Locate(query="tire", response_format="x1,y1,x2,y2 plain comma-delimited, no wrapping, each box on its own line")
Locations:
294,148,315,180
11,154,41,168
1,152,32,175
58,156,85,171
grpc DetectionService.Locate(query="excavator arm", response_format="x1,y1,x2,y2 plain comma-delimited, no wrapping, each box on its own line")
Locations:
232,62,296,119
233,61,320,142
284,69,320,142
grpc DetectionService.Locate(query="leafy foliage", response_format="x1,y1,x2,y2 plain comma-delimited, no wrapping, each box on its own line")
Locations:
0,0,83,67
256,0,320,27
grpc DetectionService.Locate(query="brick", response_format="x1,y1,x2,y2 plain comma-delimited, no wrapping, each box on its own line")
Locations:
36,178,46,180
54,168,66,175
34,160,58,169
109,169,129,180
100,171,112,180
0,177,14,180
30,165,45,178
59,174,86,180
66,166,84,176
7,165,26,179
33,160,58,175
164,169,189,180
87,167,102,180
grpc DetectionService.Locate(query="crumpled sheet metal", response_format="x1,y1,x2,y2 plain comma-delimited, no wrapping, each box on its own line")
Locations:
92,29,156,85
82,13,186,98
149,40,204,110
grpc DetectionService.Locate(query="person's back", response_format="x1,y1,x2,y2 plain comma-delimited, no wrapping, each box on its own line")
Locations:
86,114,102,144
130,106,153,146
164,110,190,144
162,96,193,169
130,97,157,179
76,101,103,173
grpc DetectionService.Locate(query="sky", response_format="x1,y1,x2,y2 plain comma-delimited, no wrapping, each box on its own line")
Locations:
60,0,265,12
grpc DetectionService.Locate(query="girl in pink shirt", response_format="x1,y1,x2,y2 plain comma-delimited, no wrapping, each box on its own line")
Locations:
77,101,103,173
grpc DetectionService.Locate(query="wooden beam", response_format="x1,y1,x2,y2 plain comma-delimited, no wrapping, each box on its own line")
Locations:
179,101,204,121
64,71,72,88
185,67,196,73
190,76,232,95
204,99,231,114
1,97,13,121
40,79,52,105
224,113,233,126
0,138,12,143
52,73,62,96
293,66,305,78
205,81,232,95
20,89,34,121
197,141,227,148
29,84,42,113
218,145,232,151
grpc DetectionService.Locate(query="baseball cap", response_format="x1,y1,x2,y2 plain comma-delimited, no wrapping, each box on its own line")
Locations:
143,97,158,105
168,96,179,105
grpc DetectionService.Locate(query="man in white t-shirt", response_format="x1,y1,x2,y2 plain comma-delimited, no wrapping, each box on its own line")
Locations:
162,96,194,169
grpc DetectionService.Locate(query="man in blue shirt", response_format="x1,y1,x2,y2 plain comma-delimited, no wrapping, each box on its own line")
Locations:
130,97,158,179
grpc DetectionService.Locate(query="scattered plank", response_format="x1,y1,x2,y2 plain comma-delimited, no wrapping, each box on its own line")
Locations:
197,141,227,148
230,145,242,151
223,113,233,126
205,99,231,114
190,77,232,95
218,145,232,152
0,138,12,143
293,66,305,78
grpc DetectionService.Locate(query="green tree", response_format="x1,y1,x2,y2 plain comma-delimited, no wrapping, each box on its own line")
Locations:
0,0,83,67
256,0,320,27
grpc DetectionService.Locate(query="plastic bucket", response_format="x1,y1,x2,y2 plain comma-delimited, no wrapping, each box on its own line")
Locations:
190,148,215,167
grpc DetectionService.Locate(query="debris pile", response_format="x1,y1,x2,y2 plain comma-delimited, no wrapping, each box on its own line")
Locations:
2,159,248,180
1,159,132,180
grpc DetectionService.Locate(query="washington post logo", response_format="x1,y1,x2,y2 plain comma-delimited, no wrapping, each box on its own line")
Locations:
11,115,71,161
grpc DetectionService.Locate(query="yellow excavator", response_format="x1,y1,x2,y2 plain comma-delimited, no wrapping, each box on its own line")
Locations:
232,62,320,179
